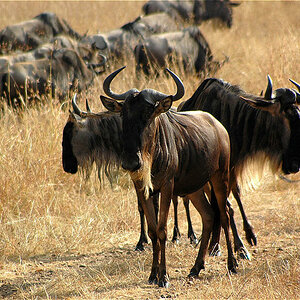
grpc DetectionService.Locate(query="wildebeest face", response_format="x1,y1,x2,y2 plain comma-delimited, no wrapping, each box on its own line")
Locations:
101,92,172,172
62,120,78,174
282,106,300,174
100,66,183,172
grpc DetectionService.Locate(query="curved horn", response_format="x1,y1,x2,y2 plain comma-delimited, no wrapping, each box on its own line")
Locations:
103,66,127,100
264,74,273,99
289,78,300,92
165,68,185,101
86,99,91,112
72,94,82,115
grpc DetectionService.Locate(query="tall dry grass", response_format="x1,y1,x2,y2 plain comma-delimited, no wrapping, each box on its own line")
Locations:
0,1,299,299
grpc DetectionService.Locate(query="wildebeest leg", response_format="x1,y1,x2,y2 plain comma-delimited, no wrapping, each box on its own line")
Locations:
211,174,237,273
188,189,214,277
227,199,251,260
134,183,160,285
208,190,221,257
171,195,181,243
157,180,173,288
231,179,257,246
135,192,160,251
135,199,148,251
182,196,199,245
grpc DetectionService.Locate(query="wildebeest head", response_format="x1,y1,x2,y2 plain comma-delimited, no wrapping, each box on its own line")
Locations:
62,95,95,174
242,76,300,174
100,66,184,172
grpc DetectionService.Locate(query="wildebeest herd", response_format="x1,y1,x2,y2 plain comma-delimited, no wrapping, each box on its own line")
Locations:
2,0,300,289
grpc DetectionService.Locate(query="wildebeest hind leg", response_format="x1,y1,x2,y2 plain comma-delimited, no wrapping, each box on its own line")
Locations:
187,189,214,278
211,174,237,273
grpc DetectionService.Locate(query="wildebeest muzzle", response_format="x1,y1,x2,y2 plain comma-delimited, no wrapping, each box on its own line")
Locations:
121,151,142,172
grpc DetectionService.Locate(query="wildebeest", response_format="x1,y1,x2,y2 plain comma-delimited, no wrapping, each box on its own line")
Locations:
0,12,82,54
178,76,300,249
100,67,237,287
143,0,240,27
62,94,201,251
83,13,181,62
134,26,220,76
0,48,106,106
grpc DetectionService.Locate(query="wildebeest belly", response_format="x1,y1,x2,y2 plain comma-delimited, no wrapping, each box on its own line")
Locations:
154,111,230,196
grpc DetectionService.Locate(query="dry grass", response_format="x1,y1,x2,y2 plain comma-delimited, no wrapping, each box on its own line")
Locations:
0,1,299,299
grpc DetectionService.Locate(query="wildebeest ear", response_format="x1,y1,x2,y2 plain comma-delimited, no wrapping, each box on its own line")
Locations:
100,95,123,113
68,110,82,123
154,96,173,117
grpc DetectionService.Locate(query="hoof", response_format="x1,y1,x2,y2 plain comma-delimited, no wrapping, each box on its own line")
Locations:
237,247,251,261
188,264,204,278
148,275,158,285
189,234,199,246
135,244,145,251
209,244,222,257
228,257,238,274
158,275,169,288
171,237,180,244
245,227,257,246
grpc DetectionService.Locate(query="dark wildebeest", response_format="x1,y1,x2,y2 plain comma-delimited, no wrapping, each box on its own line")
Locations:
0,12,82,54
62,96,177,251
83,13,181,63
0,48,106,106
143,0,240,28
100,67,237,287
178,76,300,251
134,26,220,76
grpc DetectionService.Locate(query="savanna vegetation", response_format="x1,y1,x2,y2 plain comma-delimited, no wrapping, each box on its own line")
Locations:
0,1,299,299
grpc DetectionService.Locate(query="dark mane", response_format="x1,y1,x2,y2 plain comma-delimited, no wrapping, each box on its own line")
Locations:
180,78,289,174
79,112,123,185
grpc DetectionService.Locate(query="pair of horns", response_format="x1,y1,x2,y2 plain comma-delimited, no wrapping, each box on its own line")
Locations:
103,66,185,102
72,93,92,116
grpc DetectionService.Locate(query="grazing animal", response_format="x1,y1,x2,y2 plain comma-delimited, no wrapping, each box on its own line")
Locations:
83,12,181,63
0,12,82,54
0,35,99,73
179,76,300,250
143,0,240,27
1,48,106,106
100,67,237,287
134,26,219,76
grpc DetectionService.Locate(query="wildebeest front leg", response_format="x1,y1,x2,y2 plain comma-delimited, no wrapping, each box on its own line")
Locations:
232,183,257,246
227,200,251,260
135,199,148,251
135,193,160,251
134,183,160,284
157,180,173,288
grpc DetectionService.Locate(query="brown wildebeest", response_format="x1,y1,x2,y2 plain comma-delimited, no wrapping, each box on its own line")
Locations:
100,66,237,287
178,75,300,252
62,95,250,254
